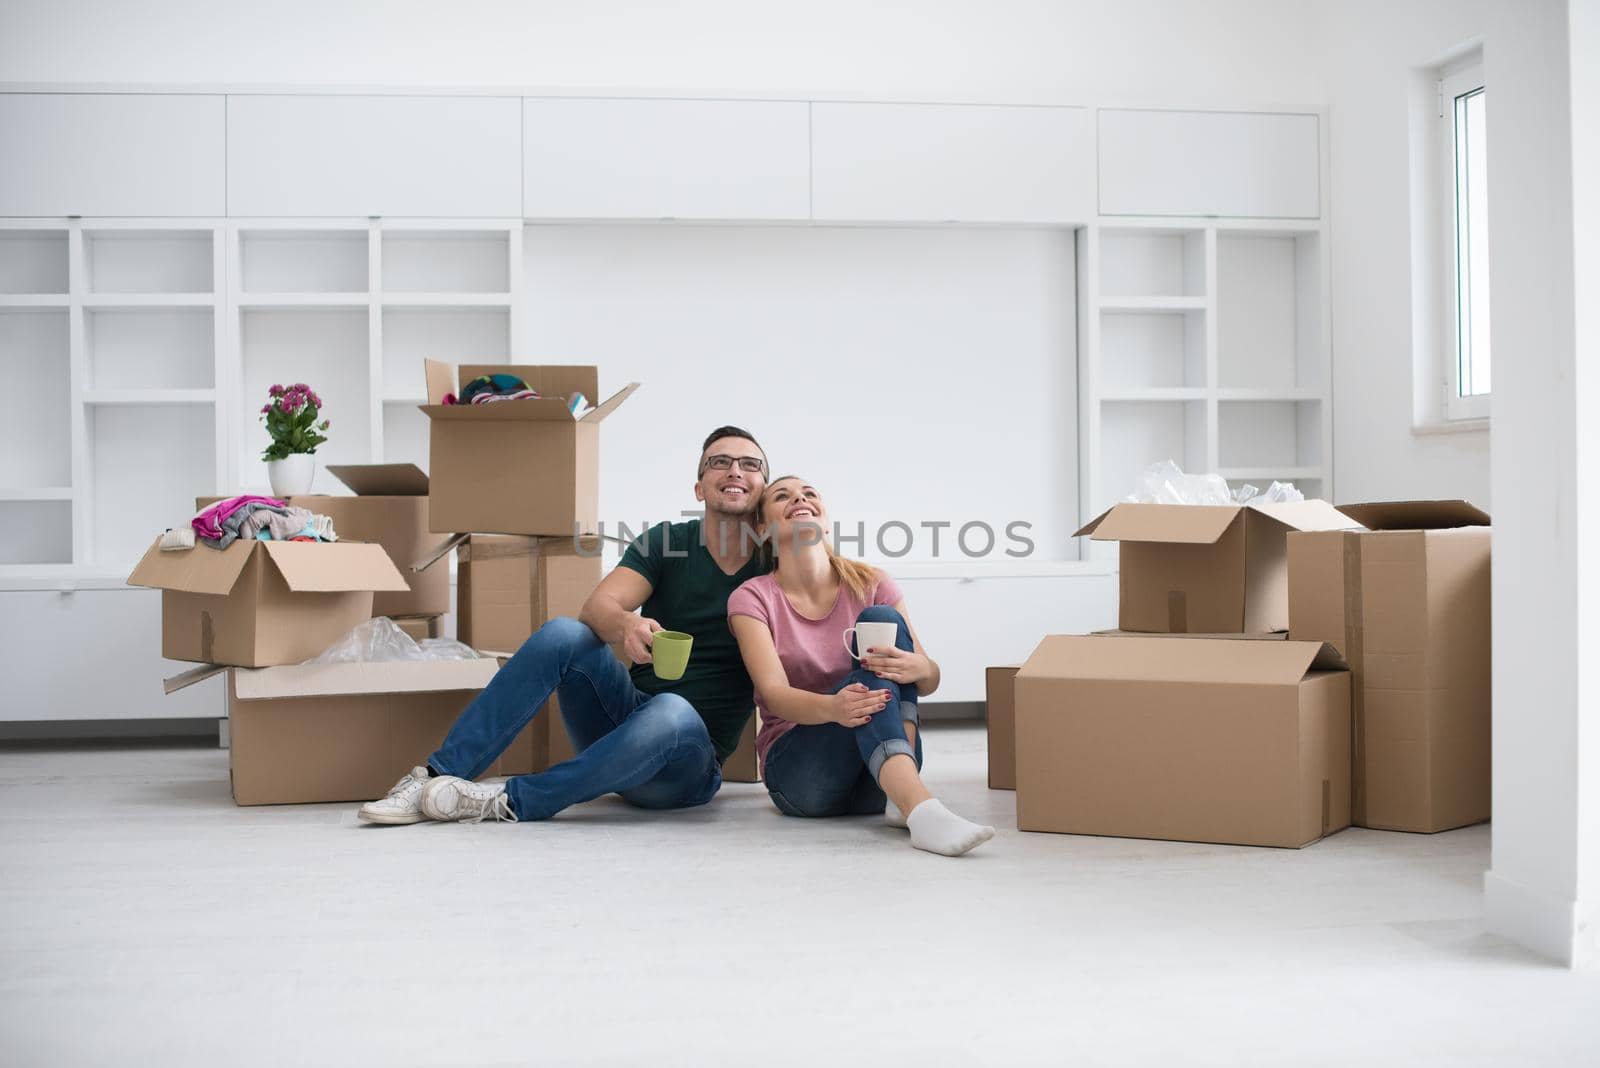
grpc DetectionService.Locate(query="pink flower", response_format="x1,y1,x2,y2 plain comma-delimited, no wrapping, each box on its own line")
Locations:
278,397,294,414
260,404,270,414
308,392,322,408
268,384,285,397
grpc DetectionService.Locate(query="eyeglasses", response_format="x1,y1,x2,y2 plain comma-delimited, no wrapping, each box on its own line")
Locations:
701,454,765,475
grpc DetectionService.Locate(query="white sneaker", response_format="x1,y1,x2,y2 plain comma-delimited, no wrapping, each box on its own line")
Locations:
420,776,516,823
358,766,433,825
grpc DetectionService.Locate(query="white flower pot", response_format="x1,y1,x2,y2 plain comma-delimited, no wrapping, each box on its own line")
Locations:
266,454,315,497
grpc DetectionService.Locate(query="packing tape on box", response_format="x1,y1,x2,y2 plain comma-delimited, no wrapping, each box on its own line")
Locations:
1343,535,1367,824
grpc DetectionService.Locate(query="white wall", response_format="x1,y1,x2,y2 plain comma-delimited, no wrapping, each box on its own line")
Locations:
1475,0,1594,969
1,0,1326,106
1316,0,1493,509
524,224,1079,563
1572,0,1600,970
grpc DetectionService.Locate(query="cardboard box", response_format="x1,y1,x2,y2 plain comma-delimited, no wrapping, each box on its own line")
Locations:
417,533,602,773
198,464,447,619
392,614,444,642
1015,634,1351,848
1287,500,1491,833
168,658,542,805
128,539,410,667
420,362,638,536
1075,500,1361,633
986,665,1022,790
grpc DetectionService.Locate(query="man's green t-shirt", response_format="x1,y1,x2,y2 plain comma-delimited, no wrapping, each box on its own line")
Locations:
617,519,771,762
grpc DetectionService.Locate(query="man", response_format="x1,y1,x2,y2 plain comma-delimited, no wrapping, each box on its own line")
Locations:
358,426,772,825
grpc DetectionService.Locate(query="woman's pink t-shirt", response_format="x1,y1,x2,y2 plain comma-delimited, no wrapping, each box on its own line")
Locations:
726,570,903,767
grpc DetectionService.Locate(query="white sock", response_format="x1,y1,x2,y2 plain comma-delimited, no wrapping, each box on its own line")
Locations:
884,800,908,829
905,799,994,857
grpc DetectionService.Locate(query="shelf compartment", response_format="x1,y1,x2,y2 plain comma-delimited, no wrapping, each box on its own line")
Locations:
1217,230,1324,389
0,229,69,295
382,230,510,293
0,308,71,490
239,308,371,489
86,307,214,390
1099,228,1205,299
1100,307,1205,390
85,229,214,294
0,500,73,565
1218,399,1322,470
381,307,510,398
88,403,215,568
1099,399,1207,512
240,230,368,294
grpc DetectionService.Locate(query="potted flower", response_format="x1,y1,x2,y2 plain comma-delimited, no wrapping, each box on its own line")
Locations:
260,383,330,496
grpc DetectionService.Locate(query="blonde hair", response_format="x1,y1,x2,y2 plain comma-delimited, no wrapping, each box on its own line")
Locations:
759,477,881,602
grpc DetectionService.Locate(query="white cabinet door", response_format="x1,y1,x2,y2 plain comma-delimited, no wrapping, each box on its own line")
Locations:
1098,109,1321,218
523,98,810,220
0,94,225,217
227,96,522,217
810,103,1093,223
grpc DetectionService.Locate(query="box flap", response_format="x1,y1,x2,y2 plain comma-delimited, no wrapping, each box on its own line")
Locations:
420,396,585,422
580,382,640,424
127,538,256,595
260,541,412,592
413,532,470,573
325,463,429,496
1074,503,1242,544
232,658,500,700
1021,633,1333,685
424,358,458,406
162,663,229,694
1248,499,1367,533
1335,500,1491,530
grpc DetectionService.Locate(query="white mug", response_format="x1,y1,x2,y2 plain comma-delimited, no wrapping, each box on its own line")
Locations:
843,621,900,662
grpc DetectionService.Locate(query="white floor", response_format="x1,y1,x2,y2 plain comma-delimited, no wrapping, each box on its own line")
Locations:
2,725,1597,1067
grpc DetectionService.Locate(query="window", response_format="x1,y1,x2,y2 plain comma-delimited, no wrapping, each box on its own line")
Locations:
1441,62,1490,421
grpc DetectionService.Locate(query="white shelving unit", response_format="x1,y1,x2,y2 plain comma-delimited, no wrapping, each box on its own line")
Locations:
228,220,522,497
0,223,73,567
0,217,521,576
1084,218,1331,526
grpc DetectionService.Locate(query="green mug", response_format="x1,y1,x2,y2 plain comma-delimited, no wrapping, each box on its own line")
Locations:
651,630,694,681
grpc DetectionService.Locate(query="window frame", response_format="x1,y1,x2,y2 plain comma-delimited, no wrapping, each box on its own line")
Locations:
1439,61,1491,422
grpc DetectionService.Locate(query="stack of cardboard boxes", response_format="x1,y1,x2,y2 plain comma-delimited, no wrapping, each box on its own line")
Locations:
989,498,1491,847
414,360,759,784
131,360,770,805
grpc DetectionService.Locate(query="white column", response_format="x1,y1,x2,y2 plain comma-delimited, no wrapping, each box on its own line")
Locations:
1483,0,1598,969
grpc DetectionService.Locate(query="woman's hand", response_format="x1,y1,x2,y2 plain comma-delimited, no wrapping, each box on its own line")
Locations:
861,645,930,686
830,683,889,727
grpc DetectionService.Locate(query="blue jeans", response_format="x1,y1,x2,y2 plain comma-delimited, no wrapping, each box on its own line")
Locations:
762,605,924,818
428,616,721,821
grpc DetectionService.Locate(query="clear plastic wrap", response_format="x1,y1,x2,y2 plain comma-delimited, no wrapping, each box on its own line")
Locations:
1123,461,1303,507
303,616,479,664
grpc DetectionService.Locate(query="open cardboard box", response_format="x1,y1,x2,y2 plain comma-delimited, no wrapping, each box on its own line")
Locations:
127,539,410,667
198,463,447,619
1015,633,1351,848
985,664,1022,791
165,657,543,805
1076,499,1362,633
420,362,639,536
1288,499,1491,833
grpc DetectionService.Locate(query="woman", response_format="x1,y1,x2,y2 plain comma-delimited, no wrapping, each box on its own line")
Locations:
727,476,994,857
